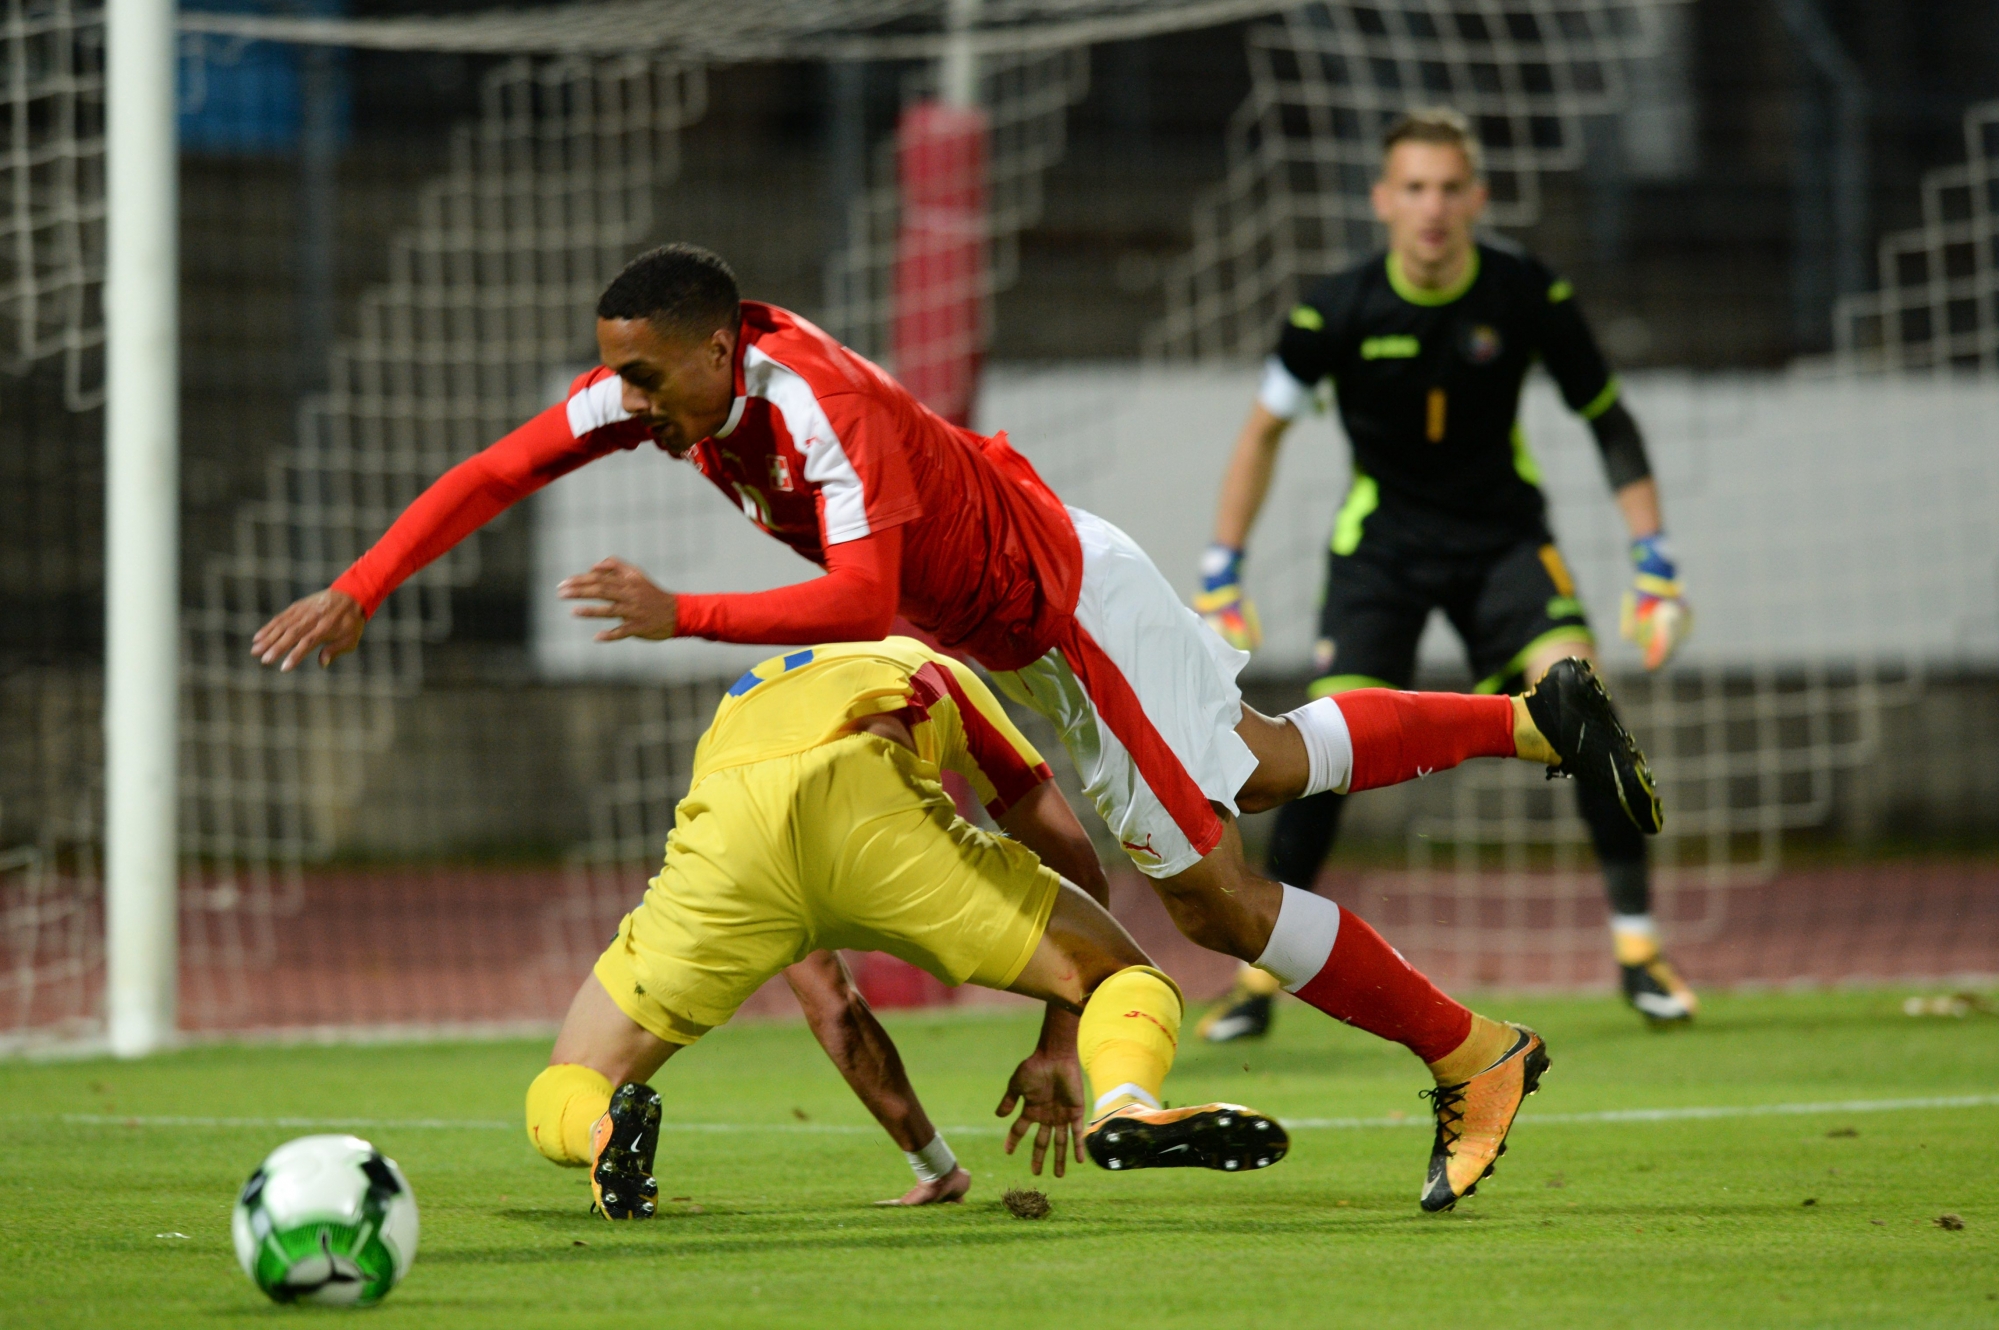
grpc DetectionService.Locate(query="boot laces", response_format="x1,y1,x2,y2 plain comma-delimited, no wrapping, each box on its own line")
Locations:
1420,1081,1467,1155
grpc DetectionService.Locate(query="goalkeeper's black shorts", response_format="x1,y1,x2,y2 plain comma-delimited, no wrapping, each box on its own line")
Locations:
1307,533,1594,698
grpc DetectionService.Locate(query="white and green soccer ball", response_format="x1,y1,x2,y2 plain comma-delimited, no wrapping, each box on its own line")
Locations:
231,1134,419,1307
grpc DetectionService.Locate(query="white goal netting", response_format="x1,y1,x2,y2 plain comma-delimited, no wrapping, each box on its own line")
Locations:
7,1,1300,1042
5,0,1992,1049
0,0,104,408
1836,99,1999,372
177,56,706,1031
1145,0,1681,360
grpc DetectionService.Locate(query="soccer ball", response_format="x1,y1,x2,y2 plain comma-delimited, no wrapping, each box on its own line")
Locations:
231,1134,419,1306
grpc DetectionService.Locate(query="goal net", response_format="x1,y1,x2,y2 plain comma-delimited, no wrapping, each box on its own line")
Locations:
3,1,1992,1049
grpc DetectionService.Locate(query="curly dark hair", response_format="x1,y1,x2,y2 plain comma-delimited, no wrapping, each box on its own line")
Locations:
596,243,741,339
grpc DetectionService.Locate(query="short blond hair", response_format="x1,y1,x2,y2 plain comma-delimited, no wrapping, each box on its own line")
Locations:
1381,107,1483,178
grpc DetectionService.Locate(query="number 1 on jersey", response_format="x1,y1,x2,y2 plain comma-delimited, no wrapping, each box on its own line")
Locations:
1426,387,1446,443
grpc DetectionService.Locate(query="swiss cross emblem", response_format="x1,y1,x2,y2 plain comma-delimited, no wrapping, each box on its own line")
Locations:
769,454,794,491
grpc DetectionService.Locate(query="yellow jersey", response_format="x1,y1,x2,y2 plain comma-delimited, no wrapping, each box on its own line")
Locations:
694,638,1053,818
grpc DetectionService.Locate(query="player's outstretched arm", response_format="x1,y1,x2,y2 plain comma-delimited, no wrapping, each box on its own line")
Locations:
251,588,366,672
1198,402,1292,651
1543,278,1690,670
781,950,971,1206
1212,401,1293,551
251,395,625,671
562,526,904,649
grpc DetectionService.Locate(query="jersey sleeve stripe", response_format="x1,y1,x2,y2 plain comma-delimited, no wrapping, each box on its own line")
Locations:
1579,374,1622,420
920,661,1046,817
565,373,632,437
744,344,873,545
901,663,1000,812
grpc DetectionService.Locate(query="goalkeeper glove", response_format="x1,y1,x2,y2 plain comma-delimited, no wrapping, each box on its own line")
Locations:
1193,543,1261,651
1619,533,1692,671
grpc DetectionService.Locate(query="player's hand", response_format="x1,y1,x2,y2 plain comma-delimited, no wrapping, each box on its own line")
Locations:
874,1166,972,1207
1619,533,1692,671
994,1046,1087,1178
1193,543,1261,651
250,588,365,672
558,557,678,641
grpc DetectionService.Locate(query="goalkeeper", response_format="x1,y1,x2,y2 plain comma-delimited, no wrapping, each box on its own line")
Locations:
1195,108,1695,1038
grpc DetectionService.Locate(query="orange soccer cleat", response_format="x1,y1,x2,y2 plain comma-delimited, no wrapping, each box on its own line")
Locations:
1084,1101,1289,1175
1418,1025,1550,1212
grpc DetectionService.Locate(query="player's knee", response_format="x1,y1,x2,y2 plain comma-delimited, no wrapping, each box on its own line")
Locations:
1149,878,1245,956
1235,769,1289,816
1232,710,1302,814
525,1063,613,1167
1151,853,1274,961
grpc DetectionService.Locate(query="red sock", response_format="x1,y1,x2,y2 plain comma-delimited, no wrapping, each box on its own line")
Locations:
1292,909,1470,1064
1333,690,1515,793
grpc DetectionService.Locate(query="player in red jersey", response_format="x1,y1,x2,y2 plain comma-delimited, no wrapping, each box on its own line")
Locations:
253,245,1660,1210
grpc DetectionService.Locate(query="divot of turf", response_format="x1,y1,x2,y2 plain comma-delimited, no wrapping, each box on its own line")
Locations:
1001,1187,1050,1219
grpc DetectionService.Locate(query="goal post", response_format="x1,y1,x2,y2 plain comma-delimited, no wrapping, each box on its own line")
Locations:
8,0,1992,1050
102,0,180,1056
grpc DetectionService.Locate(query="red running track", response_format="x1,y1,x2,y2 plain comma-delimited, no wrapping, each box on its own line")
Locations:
9,860,1995,1037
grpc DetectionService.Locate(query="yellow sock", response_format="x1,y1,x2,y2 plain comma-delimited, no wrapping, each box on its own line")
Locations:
1078,966,1184,1118
525,1064,613,1166
1613,924,1661,967
1426,1013,1515,1086
1239,964,1284,998
1510,695,1559,765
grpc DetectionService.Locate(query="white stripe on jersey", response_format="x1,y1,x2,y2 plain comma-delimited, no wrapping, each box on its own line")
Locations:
566,374,632,437
741,344,871,544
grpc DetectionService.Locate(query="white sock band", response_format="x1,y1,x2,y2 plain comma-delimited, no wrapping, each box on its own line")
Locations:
1252,885,1343,993
1284,696,1354,797
905,1133,958,1184
1092,1083,1161,1116
1610,912,1657,939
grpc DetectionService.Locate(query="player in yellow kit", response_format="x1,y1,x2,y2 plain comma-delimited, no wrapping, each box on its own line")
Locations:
525,638,1290,1217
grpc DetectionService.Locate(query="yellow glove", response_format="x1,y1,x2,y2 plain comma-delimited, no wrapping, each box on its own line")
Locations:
1619,535,1692,670
1195,544,1262,652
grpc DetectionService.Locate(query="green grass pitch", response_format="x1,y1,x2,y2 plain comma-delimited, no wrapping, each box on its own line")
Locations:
3,989,1995,1328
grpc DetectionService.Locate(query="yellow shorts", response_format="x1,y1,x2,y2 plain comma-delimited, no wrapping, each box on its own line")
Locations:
594,733,1061,1045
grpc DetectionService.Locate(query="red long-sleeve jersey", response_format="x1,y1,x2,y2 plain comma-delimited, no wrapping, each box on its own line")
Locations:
330,301,1083,671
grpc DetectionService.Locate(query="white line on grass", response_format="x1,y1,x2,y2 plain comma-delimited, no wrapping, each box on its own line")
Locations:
57,1093,1999,1136
1281,1093,1999,1131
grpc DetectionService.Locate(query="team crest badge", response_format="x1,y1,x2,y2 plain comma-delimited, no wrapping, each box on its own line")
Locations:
769,454,794,491
1463,323,1503,364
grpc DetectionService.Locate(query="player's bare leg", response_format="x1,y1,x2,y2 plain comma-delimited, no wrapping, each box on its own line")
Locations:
526,973,677,1218
1001,880,1289,1175
1140,812,1547,1208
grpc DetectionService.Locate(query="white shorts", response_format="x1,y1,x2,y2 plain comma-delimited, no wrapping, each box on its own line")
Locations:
991,508,1260,878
